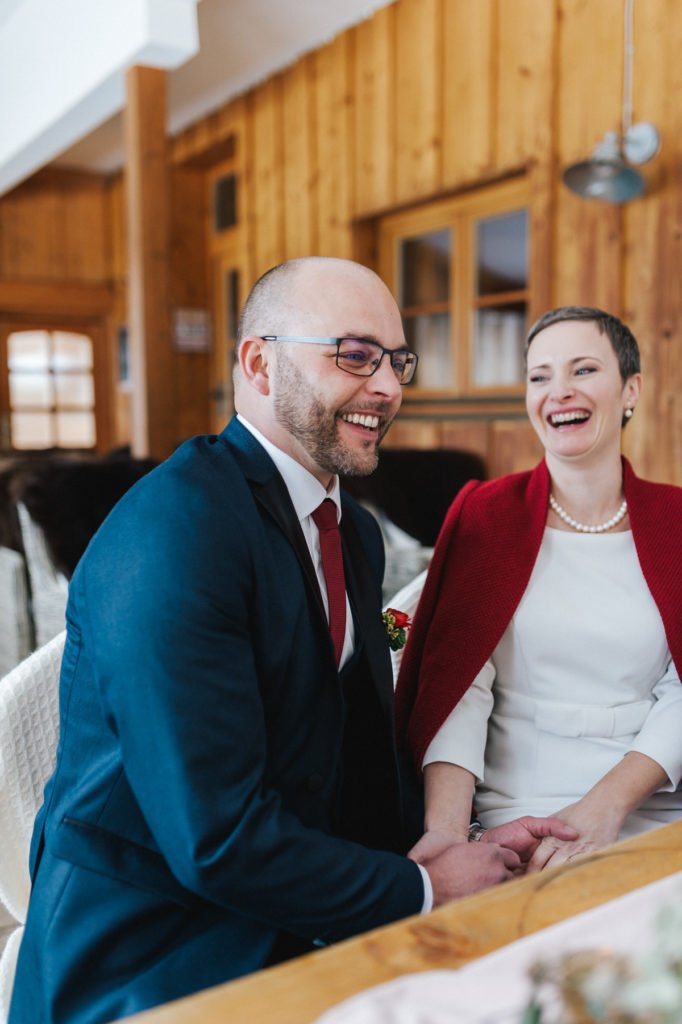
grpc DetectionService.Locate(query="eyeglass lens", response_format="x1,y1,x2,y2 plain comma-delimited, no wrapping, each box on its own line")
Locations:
336,338,417,383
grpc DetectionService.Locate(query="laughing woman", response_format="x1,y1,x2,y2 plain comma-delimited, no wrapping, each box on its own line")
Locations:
395,307,682,871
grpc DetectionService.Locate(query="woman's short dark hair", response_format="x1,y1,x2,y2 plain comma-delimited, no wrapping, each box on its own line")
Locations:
525,306,641,383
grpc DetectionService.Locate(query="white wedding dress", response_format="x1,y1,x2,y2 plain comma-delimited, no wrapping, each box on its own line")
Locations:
424,528,682,840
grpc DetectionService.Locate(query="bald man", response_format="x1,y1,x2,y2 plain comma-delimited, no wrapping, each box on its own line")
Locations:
11,259,573,1023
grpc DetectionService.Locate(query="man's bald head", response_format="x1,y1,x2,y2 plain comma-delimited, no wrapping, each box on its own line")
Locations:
237,257,390,345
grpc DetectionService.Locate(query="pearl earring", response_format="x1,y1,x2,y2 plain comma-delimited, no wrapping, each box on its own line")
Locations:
624,407,633,419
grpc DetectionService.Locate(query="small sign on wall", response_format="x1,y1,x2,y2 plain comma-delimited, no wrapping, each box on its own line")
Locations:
173,309,211,352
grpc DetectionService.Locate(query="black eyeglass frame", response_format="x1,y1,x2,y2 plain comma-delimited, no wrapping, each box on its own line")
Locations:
260,335,418,385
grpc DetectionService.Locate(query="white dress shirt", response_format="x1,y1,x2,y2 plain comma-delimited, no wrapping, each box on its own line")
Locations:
237,416,432,911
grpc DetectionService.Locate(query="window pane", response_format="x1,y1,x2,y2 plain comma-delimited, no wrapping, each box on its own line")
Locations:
54,373,94,407
53,332,93,370
472,304,526,387
399,229,451,307
11,412,53,449
476,210,528,295
404,313,451,388
55,411,96,448
7,331,50,371
9,372,52,408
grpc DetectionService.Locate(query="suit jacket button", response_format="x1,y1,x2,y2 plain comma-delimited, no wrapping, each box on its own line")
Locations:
306,773,324,793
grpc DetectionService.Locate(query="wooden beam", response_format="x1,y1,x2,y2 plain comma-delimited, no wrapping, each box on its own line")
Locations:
0,279,113,317
124,65,176,459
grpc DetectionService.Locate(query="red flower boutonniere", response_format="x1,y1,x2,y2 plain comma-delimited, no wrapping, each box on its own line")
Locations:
382,608,412,651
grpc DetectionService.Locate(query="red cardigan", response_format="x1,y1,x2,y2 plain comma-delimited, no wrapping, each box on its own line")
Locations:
394,458,682,770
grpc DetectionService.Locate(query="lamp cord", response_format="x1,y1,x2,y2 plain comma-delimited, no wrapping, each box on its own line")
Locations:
622,0,634,135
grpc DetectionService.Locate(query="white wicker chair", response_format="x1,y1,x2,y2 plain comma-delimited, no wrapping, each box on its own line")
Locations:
16,503,68,649
0,630,65,1022
0,548,32,677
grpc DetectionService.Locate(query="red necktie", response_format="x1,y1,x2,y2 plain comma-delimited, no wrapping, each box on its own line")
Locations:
312,499,347,666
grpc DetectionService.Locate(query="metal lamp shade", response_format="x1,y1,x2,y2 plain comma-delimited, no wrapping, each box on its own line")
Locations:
562,157,645,203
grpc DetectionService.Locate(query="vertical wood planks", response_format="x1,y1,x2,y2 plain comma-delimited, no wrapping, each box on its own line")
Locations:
281,57,317,259
394,0,443,203
352,5,396,216
314,34,355,258
245,78,285,280
442,0,495,187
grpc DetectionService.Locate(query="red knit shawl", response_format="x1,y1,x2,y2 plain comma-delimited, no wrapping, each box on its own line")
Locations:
394,458,682,770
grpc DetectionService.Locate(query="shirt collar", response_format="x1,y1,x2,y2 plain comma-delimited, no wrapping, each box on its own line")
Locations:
237,415,342,523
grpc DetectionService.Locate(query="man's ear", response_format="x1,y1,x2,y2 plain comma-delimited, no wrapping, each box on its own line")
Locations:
239,337,271,396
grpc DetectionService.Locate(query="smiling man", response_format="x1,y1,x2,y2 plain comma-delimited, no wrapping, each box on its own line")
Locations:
10,258,574,1024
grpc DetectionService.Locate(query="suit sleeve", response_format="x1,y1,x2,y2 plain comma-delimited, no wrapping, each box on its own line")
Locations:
78,469,423,946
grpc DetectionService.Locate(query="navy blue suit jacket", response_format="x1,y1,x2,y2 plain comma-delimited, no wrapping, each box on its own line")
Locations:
9,419,423,1024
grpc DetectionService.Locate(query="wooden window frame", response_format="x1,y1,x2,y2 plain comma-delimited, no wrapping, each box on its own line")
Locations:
378,176,532,402
0,319,109,454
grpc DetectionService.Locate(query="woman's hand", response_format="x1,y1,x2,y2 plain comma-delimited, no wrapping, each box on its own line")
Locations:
526,800,622,872
527,752,670,872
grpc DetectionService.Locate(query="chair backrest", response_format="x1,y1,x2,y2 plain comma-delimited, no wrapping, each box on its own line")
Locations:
0,630,65,1021
0,548,32,677
384,569,427,685
15,504,68,649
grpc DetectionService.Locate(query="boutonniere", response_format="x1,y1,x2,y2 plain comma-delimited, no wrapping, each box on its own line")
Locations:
382,608,412,651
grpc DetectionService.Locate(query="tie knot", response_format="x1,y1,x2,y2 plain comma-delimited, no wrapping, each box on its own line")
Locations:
312,499,339,533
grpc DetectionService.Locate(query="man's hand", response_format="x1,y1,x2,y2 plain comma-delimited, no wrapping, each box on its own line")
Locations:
483,816,579,865
408,835,521,906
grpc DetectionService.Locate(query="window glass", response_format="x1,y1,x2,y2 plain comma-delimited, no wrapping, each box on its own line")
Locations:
476,210,528,295
8,331,49,371
5,329,96,450
473,304,527,387
53,332,93,370
56,411,96,448
54,373,94,407
399,229,451,307
9,373,52,408
404,313,451,389
11,412,53,449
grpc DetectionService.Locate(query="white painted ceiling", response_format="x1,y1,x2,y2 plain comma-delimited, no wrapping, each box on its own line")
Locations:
54,0,393,174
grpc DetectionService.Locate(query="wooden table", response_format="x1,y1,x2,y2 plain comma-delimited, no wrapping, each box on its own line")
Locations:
127,821,682,1023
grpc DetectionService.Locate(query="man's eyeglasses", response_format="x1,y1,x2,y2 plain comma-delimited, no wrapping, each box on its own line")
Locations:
261,336,418,385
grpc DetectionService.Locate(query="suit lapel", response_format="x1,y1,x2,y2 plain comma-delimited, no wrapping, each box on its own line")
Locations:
221,418,328,626
341,509,394,718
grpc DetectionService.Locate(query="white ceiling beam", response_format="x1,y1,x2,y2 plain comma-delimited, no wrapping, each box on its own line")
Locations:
0,0,199,196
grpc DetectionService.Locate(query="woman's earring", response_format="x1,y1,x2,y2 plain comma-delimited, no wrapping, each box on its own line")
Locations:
624,407,634,419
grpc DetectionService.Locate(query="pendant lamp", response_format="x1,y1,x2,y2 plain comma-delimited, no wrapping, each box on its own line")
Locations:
562,0,660,204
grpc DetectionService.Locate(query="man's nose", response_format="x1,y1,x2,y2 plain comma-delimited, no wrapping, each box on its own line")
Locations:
367,353,403,401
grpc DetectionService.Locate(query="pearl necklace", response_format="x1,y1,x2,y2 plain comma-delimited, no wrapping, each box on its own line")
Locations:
549,494,628,533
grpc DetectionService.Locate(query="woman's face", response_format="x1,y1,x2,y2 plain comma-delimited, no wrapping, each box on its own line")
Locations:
525,319,641,464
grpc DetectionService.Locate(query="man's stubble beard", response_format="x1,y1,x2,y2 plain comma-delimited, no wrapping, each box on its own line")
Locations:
272,350,391,477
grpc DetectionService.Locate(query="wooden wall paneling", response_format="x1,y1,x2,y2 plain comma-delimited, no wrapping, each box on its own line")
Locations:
245,79,285,280
553,188,623,310
383,416,442,449
281,57,317,260
394,0,443,204
439,419,490,466
621,0,682,485
441,0,495,188
124,65,176,459
313,34,355,258
170,166,211,442
495,0,557,170
352,4,396,216
553,0,624,310
489,419,544,478
59,173,109,282
0,170,110,284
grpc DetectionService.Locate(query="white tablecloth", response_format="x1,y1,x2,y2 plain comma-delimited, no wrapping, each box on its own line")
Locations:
316,870,682,1023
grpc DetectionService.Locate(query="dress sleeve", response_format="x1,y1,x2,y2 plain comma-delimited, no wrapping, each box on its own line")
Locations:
628,655,682,790
421,660,495,782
